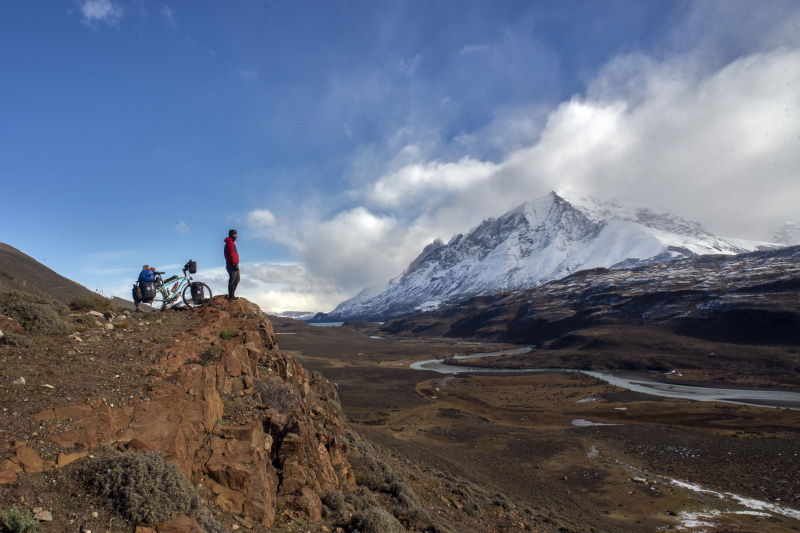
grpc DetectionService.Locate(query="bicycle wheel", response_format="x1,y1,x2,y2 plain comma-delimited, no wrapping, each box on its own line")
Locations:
152,288,168,311
182,282,212,308
137,288,168,312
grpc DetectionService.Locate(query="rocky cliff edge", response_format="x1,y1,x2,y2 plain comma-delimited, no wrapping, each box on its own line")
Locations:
1,296,355,530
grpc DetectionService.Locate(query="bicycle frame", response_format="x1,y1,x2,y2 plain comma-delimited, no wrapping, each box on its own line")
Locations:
157,267,194,307
141,260,211,311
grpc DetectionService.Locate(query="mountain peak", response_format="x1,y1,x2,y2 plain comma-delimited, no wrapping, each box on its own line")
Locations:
319,192,775,322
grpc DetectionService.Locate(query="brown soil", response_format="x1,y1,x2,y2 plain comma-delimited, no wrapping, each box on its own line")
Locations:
275,317,800,532
0,308,197,531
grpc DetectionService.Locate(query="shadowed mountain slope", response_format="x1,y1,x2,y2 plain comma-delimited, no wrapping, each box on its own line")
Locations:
382,245,800,349
0,242,96,304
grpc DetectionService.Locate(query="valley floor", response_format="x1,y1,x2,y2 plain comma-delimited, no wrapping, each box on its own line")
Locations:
273,316,800,532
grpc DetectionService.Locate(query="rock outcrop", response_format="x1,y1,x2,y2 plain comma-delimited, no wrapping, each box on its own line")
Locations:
29,297,355,528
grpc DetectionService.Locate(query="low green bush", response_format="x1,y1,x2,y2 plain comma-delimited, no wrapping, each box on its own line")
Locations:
0,332,29,347
84,450,201,525
70,293,115,313
187,348,218,366
0,291,69,335
219,328,240,340
1,505,39,533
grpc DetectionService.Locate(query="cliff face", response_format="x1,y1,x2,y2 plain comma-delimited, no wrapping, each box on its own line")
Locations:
17,298,354,528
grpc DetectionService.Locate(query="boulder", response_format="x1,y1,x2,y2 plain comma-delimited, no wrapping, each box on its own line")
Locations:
0,314,22,333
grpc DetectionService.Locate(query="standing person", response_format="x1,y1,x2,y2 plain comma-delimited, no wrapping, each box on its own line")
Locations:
224,229,240,301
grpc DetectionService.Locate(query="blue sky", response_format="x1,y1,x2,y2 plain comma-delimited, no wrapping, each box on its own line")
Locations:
1,1,798,313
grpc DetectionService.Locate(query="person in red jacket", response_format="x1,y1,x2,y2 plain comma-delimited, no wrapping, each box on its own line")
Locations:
224,229,240,300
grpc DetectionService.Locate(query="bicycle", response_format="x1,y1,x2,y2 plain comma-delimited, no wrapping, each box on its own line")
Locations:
139,260,212,311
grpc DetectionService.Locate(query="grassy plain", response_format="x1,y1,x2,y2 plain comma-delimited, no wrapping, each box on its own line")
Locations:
273,316,800,532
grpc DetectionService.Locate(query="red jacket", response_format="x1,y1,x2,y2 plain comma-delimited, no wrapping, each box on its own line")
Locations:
224,237,239,265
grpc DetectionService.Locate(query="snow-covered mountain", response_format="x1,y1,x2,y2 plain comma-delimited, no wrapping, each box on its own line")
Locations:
317,191,776,322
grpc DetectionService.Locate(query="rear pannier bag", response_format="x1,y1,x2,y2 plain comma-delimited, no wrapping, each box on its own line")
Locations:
140,280,156,302
185,260,197,274
132,283,142,304
190,282,204,304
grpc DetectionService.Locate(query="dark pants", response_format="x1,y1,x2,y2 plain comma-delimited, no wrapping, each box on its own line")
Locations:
226,263,240,298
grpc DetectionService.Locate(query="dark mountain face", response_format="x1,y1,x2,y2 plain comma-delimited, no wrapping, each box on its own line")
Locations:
381,245,800,348
0,242,96,304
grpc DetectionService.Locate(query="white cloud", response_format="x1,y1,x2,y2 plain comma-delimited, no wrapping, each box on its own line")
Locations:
397,54,422,77
460,43,490,54
161,5,176,28
174,221,191,234
200,263,348,313
236,3,800,314
232,68,258,81
367,156,499,210
79,0,123,26
246,209,277,228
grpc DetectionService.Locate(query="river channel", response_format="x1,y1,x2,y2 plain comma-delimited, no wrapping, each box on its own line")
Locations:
409,347,800,410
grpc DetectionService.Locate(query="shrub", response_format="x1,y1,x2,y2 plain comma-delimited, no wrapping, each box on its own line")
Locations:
1,505,39,533
0,332,29,347
84,450,201,525
255,378,299,412
348,439,423,520
321,488,348,519
0,291,69,335
349,441,400,490
187,348,218,367
70,293,115,313
349,506,405,533
388,480,422,519
219,328,240,340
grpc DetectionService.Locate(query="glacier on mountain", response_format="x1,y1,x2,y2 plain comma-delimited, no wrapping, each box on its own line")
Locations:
318,190,776,322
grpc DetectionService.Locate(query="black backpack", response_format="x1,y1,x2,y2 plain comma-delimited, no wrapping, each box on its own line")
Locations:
139,280,156,302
